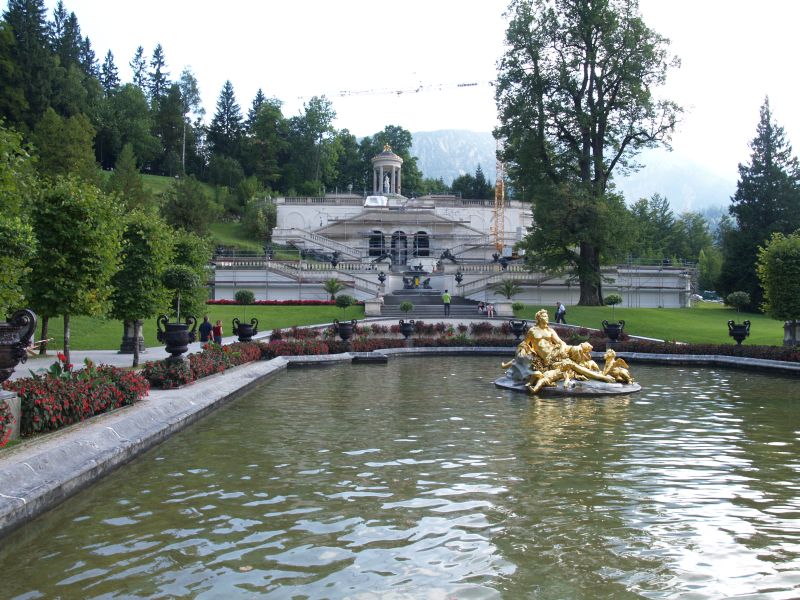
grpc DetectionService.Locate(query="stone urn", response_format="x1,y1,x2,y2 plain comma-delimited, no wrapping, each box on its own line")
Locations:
602,319,625,342
156,315,197,361
509,319,528,343
233,317,259,342
0,309,37,384
399,319,415,339
333,319,357,342
728,319,751,345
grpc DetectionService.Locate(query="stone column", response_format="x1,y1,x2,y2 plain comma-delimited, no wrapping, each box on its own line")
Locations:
391,167,397,194
398,168,402,195
373,169,377,194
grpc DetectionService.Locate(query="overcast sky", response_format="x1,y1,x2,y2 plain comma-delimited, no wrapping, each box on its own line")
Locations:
39,0,800,185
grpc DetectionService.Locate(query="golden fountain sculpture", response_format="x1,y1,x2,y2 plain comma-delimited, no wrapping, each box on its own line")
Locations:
497,309,639,396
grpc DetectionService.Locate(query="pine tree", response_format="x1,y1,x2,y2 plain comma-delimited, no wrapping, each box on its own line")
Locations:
719,97,800,310
79,35,98,77
148,43,169,106
106,143,151,211
246,88,266,131
3,0,54,126
129,45,147,90
207,80,243,160
99,49,119,95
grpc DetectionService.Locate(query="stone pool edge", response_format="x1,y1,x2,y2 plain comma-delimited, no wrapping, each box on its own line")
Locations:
1,347,798,540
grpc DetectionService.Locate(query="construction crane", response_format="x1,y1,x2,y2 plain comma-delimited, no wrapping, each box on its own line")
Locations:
296,81,491,100
492,138,506,254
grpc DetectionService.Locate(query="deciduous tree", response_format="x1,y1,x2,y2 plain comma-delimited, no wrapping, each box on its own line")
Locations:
28,176,122,364
496,0,681,304
109,211,173,366
757,231,800,345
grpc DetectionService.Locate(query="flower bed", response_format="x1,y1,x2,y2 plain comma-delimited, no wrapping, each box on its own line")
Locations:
142,342,262,389
207,299,362,306
3,355,149,438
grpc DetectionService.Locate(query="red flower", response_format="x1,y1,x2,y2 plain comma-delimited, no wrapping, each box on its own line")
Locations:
57,352,66,362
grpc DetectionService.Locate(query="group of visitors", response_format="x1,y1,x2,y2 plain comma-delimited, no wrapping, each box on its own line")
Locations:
477,302,495,317
198,316,223,344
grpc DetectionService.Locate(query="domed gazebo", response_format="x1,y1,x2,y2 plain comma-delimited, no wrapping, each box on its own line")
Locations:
371,144,403,195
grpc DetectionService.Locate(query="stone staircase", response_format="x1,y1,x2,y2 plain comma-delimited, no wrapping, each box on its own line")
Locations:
380,290,484,319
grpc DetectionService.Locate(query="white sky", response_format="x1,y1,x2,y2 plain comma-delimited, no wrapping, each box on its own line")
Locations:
39,0,800,183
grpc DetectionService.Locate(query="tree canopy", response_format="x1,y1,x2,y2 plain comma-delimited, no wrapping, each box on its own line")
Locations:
496,0,681,304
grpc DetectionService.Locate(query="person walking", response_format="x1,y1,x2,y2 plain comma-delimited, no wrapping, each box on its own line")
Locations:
212,320,223,345
555,301,567,324
198,315,213,343
442,289,452,316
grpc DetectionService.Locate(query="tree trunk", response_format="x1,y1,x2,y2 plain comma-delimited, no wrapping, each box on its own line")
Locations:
133,319,141,368
578,241,602,305
63,313,70,367
38,316,49,355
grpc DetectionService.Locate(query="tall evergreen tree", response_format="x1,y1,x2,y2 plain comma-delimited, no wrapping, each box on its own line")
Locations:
246,88,266,131
79,35,98,77
99,49,119,95
0,23,28,125
129,45,147,90
207,80,243,161
718,97,800,310
3,0,54,127
496,0,681,304
148,42,169,106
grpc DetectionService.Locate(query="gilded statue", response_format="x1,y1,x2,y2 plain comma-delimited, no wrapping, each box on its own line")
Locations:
501,308,636,394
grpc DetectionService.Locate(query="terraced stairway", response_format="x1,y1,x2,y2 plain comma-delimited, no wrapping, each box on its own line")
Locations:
379,290,485,319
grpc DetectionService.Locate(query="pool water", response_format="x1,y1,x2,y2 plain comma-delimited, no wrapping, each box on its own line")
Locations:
2,357,799,598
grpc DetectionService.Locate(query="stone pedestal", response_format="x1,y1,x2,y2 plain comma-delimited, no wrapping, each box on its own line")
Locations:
119,320,145,354
364,298,384,317
1,390,21,443
784,320,800,346
494,301,514,317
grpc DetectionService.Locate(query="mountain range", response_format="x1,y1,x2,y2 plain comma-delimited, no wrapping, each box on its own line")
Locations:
411,129,734,214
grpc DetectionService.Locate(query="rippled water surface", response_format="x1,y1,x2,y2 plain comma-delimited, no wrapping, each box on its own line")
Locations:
3,358,800,599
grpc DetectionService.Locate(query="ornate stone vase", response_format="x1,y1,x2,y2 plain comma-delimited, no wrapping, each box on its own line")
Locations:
602,319,625,341
0,309,37,384
233,317,259,342
728,319,751,345
399,319,415,339
333,319,357,342
509,319,527,343
156,315,197,361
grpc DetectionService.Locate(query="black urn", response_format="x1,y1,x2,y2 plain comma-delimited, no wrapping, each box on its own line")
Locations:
0,309,37,384
728,319,750,345
233,317,259,342
602,319,625,341
333,318,357,342
399,319,415,339
157,315,197,361
509,319,528,343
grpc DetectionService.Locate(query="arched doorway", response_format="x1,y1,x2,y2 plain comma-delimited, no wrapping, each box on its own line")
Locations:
413,231,430,257
391,231,408,265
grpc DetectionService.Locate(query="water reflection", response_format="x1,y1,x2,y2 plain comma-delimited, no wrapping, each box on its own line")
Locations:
1,360,799,598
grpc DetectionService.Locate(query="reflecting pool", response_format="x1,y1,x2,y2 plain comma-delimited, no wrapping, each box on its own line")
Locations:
2,358,800,598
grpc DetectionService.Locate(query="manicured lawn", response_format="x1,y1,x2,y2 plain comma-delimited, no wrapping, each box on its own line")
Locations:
31,302,783,351
515,301,783,346
33,305,366,351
